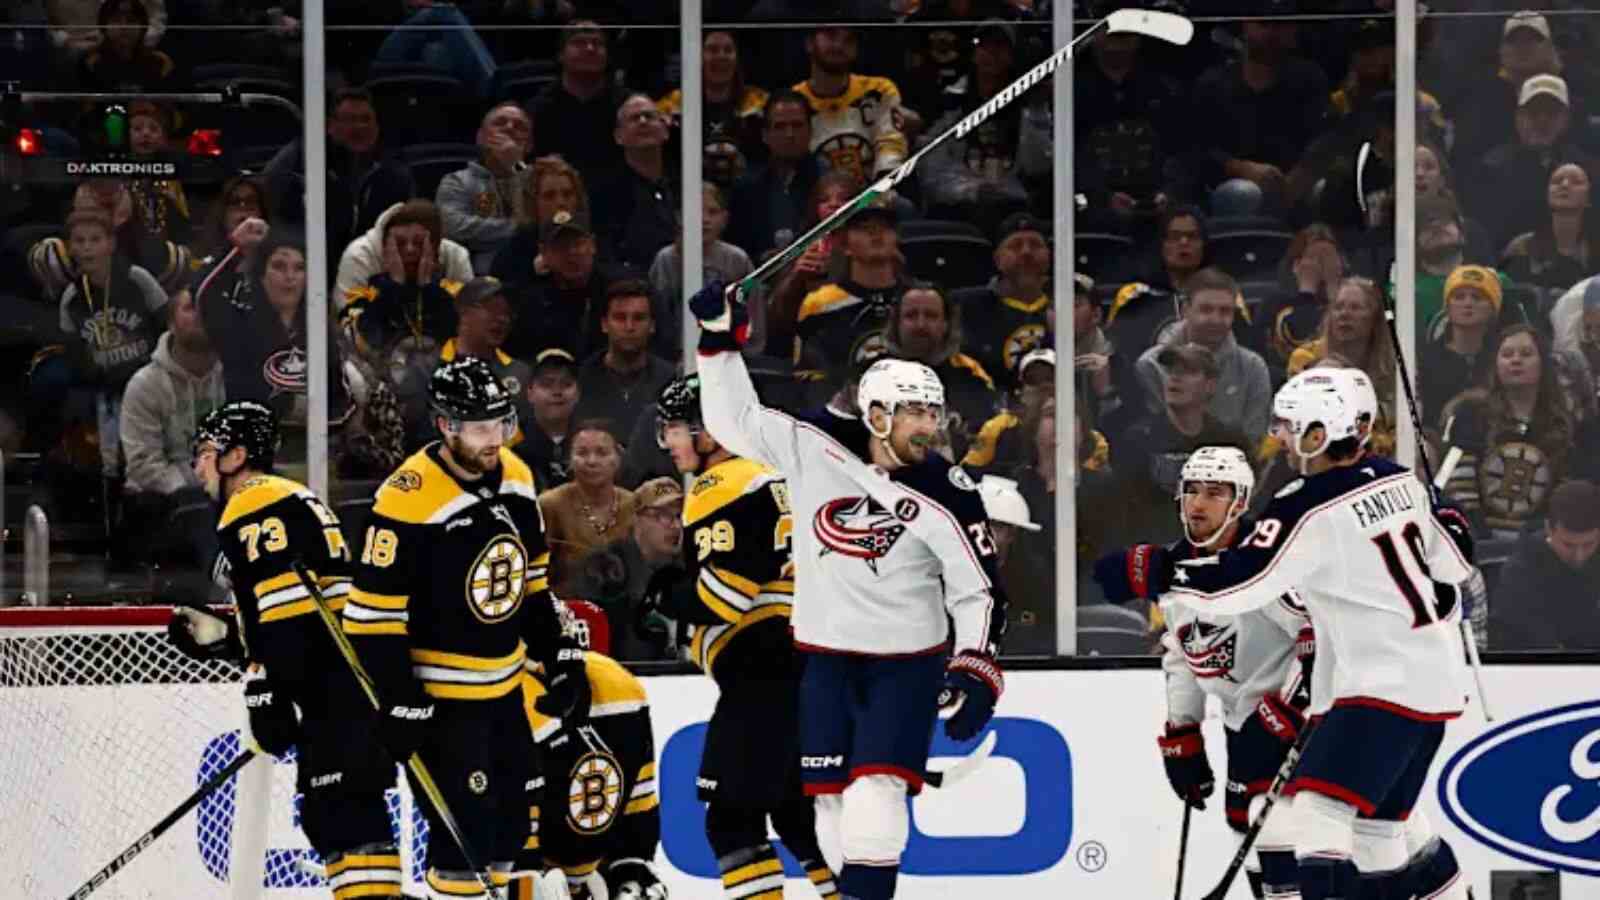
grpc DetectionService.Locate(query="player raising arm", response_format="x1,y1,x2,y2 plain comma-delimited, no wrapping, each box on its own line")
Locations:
1099,445,1314,900
342,358,590,899
1098,369,1474,900
688,283,1007,900
170,401,404,899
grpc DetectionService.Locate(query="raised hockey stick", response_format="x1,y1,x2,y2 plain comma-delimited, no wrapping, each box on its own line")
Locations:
725,8,1194,304
66,749,258,899
1200,721,1317,900
1174,801,1192,900
1430,447,1494,721
291,560,503,900
924,728,999,789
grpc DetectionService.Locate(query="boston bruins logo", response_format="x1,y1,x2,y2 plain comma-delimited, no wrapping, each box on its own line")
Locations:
465,536,527,623
1481,440,1553,524
567,751,623,834
1001,324,1046,376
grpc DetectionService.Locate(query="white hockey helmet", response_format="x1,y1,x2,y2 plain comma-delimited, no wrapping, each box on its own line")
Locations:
1272,369,1374,470
1176,445,1254,548
857,358,945,438
979,475,1041,531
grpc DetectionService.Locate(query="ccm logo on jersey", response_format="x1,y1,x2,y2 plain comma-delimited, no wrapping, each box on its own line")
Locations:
1439,699,1600,876
814,496,907,574
800,755,845,769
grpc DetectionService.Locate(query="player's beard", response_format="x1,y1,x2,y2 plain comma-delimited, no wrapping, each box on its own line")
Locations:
445,432,502,475
889,429,931,465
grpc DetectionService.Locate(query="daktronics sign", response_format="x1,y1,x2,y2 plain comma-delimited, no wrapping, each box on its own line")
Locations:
658,716,1073,878
63,160,178,176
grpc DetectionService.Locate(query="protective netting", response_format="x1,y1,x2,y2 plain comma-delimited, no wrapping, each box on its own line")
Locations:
0,610,426,898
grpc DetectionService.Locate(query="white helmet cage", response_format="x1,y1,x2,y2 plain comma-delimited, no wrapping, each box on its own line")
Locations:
1176,445,1255,548
857,358,946,440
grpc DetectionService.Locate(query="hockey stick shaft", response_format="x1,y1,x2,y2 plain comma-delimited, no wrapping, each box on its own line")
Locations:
1380,284,1437,493
1202,721,1317,900
727,9,1192,303
1175,801,1192,900
67,749,258,899
292,560,502,899
1430,448,1494,721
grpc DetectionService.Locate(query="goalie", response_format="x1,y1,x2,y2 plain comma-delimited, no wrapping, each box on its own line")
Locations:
169,400,404,899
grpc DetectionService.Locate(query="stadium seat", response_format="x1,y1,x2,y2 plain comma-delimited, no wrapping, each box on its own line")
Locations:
495,62,560,106
366,61,456,80
399,143,482,201
191,64,298,100
1208,225,1292,280
1076,603,1155,656
898,219,986,240
1075,232,1134,281
1,224,59,305
231,144,284,174
365,74,475,146
899,234,994,290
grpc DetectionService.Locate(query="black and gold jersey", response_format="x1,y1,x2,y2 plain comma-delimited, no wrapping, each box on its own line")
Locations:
952,285,1051,392
343,443,565,703
681,457,795,682
522,653,658,877
215,473,352,683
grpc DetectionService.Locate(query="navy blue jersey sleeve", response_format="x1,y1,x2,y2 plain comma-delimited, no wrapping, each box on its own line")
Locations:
896,458,1009,655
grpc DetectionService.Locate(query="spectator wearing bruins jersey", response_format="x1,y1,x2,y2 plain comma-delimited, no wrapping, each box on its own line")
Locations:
641,375,840,900
794,199,903,371
343,358,590,899
169,401,402,900
952,213,1054,394
794,26,908,184
517,616,666,900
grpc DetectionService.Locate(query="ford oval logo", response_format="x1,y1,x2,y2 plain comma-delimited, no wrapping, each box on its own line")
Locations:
1438,700,1600,876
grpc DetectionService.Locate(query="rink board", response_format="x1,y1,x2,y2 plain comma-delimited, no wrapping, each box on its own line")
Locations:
24,665,1598,897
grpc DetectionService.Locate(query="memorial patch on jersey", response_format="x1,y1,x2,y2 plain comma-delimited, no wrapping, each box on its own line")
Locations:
813,496,907,575
1178,620,1238,681
464,535,527,623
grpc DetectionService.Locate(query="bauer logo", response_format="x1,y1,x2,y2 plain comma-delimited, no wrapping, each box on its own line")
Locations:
659,717,1071,878
1439,699,1600,877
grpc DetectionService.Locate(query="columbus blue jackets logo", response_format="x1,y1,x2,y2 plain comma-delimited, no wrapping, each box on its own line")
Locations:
814,496,907,574
262,346,308,397
1177,620,1238,680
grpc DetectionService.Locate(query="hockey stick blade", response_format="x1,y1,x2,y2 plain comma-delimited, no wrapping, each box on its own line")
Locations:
924,729,998,789
726,8,1192,304
67,750,258,898
1430,447,1494,721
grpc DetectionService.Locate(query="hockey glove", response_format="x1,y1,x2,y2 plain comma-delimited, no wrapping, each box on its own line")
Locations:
1432,500,1475,565
168,600,246,663
638,566,687,649
1255,693,1306,744
243,670,300,756
1157,723,1214,810
377,686,434,762
939,651,1004,741
1093,544,1173,603
606,858,668,900
534,647,592,722
687,280,749,353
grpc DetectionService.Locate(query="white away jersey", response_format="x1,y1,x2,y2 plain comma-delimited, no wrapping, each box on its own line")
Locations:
697,349,1006,657
1163,457,1473,720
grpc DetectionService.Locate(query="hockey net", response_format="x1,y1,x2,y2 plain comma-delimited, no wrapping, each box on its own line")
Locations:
0,606,424,898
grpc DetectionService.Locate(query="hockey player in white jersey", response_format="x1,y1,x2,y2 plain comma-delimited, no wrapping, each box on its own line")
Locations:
1100,369,1475,900
688,281,1007,900
1100,445,1314,899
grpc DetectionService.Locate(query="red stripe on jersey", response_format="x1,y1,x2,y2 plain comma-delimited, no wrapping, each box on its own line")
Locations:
794,640,950,658
850,764,926,795
1285,777,1377,816
803,782,847,796
1332,696,1461,722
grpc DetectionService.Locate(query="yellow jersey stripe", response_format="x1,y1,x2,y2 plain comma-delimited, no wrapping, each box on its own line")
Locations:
333,884,403,899
709,565,760,598
705,603,792,672
696,581,745,624
411,643,526,671
253,570,302,598
638,762,656,781
425,870,487,896
623,794,660,815
725,857,784,886
349,588,408,610
344,620,407,636
326,854,402,875
422,676,523,701
260,596,344,623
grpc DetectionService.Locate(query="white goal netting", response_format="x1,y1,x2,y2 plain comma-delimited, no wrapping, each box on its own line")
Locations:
0,607,425,898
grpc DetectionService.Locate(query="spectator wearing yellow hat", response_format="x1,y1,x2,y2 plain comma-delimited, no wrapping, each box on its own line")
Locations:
1418,265,1503,428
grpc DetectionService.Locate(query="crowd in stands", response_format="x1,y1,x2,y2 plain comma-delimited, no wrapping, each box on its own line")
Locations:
3,0,1600,657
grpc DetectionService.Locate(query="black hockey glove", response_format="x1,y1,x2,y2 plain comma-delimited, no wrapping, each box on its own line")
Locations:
534,647,592,723
688,280,749,353
1157,723,1214,810
939,651,1004,741
637,566,683,650
243,671,299,757
167,600,245,664
377,684,434,762
606,858,668,900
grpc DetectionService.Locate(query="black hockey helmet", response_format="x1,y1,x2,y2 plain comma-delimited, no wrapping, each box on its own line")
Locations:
430,356,514,424
192,400,280,471
655,373,701,427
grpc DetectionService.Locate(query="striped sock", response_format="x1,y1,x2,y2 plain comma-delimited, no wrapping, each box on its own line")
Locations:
799,857,840,898
324,846,403,899
425,867,488,899
718,842,786,899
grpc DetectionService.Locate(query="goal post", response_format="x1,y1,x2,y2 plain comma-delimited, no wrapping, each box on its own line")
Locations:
0,606,424,898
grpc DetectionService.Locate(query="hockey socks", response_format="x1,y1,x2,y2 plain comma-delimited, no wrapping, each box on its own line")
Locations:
717,842,786,900
1259,848,1302,899
800,857,841,898
323,846,404,898
838,862,898,900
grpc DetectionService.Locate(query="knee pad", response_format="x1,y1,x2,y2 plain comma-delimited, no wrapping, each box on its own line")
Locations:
839,774,910,866
1404,810,1437,858
703,803,769,861
1292,792,1357,864
1352,818,1408,876
300,787,396,857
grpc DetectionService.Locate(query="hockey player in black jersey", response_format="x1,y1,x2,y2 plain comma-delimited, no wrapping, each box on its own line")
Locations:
169,400,404,900
342,358,591,899
640,375,840,900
